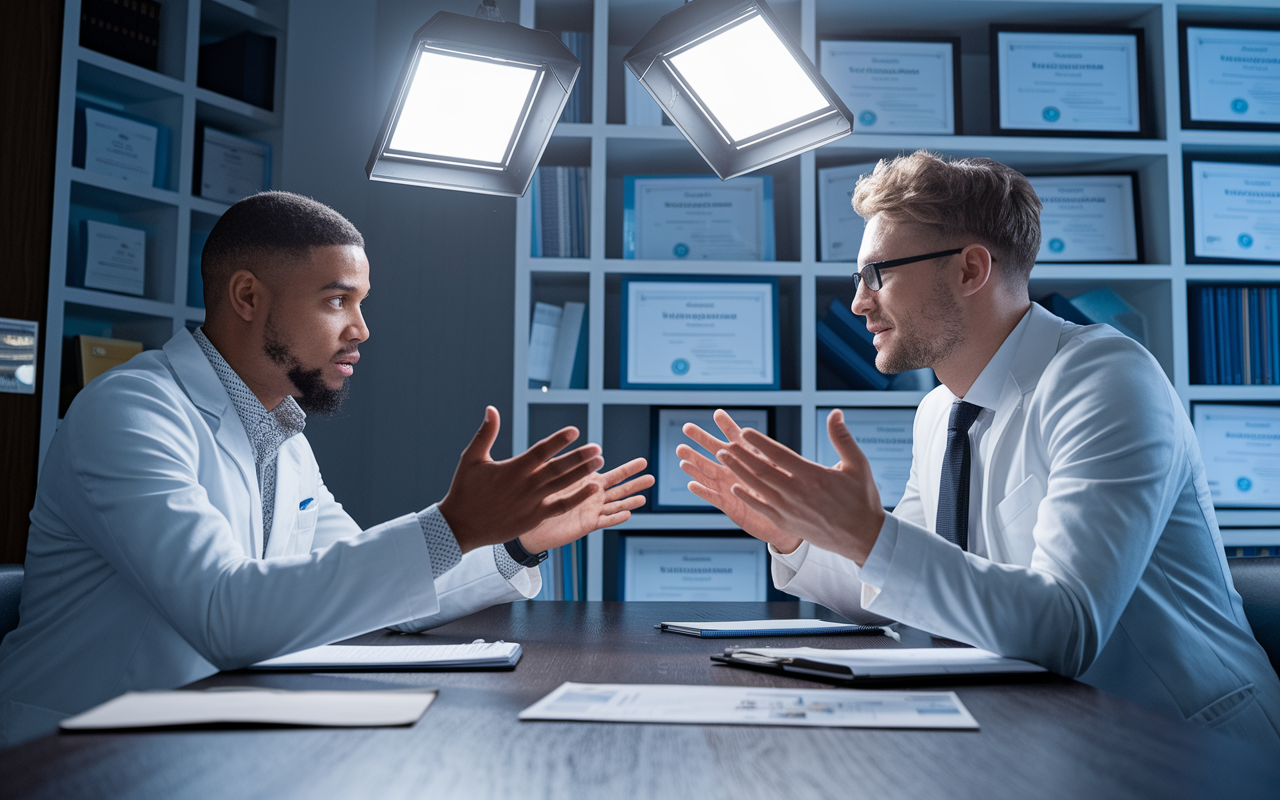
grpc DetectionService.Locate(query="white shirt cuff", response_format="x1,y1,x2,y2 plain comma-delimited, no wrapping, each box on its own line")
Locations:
856,513,900,603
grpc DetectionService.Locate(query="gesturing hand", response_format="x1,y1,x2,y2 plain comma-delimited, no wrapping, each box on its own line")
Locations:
438,406,604,553
677,409,803,554
716,409,885,566
518,458,655,553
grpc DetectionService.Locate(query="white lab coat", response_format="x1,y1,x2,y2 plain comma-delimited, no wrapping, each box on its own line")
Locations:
774,304,1280,749
0,329,537,745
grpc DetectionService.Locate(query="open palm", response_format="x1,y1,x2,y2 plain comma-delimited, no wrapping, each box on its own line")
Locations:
519,458,654,552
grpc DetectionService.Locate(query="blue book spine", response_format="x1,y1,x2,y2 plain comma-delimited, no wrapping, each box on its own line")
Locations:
1229,288,1243,385
1200,287,1216,386
1249,288,1262,385
1041,292,1096,326
816,319,890,390
823,298,880,365
569,307,589,389
1214,288,1229,385
1264,288,1274,386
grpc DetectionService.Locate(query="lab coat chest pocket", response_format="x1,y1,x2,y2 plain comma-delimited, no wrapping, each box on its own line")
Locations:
274,442,321,556
993,474,1043,565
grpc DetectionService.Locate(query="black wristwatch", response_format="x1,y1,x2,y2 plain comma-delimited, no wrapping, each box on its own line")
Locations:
504,538,549,568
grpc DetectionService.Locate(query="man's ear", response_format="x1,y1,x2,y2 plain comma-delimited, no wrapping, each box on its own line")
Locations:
956,244,993,298
226,269,268,323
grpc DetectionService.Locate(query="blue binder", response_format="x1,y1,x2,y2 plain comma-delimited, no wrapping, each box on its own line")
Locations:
815,319,889,390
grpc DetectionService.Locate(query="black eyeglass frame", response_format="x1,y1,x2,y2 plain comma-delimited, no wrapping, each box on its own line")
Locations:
852,248,964,292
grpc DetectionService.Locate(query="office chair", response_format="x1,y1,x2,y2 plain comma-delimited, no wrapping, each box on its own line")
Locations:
0,564,21,641
1228,557,1280,677
0,564,20,641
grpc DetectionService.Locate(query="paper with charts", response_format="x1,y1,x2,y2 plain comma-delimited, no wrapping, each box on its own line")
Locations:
518,682,978,729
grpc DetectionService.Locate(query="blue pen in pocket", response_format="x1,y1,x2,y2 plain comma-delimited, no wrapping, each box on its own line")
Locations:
299,498,314,510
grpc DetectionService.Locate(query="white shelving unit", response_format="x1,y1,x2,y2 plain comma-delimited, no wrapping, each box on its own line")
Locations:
511,0,1280,598
39,0,288,465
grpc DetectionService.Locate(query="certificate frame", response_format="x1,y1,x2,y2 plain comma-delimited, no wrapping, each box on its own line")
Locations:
649,406,775,512
818,37,962,136
1183,152,1280,266
618,534,769,602
1190,402,1280,511
815,407,916,510
990,25,1150,139
620,274,781,391
195,125,273,204
623,174,775,261
1180,22,1280,132
1025,171,1143,263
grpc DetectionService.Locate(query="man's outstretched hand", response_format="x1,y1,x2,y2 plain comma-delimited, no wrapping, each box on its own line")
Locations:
438,406,604,553
518,457,654,553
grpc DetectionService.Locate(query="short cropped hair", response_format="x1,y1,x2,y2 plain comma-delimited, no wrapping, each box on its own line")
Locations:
852,151,1041,282
201,191,364,310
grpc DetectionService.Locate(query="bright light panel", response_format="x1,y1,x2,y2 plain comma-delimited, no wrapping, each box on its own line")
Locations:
388,48,539,165
667,15,828,143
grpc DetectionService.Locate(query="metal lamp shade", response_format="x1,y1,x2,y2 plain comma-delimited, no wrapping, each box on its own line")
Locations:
623,0,852,180
366,12,580,197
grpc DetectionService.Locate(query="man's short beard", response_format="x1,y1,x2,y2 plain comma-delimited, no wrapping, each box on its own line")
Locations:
874,271,965,375
263,316,350,416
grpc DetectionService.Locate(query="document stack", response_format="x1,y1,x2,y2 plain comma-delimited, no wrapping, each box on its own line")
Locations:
816,300,889,390
557,32,592,124
527,301,588,390
531,167,590,258
1189,285,1279,385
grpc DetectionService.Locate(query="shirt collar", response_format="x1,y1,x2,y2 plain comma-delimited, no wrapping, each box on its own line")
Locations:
192,328,306,452
955,306,1034,412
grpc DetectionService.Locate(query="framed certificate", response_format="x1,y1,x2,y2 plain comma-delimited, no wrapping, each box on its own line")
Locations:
991,26,1148,137
621,275,780,390
1192,403,1280,510
623,175,775,261
196,126,272,204
651,406,772,512
819,38,961,135
1185,155,1280,265
83,220,147,296
1180,23,1280,131
818,161,878,262
815,407,915,510
0,317,38,395
621,536,768,601
1027,173,1141,263
78,106,163,186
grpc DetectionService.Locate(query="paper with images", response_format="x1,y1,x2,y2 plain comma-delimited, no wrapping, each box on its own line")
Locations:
519,682,978,729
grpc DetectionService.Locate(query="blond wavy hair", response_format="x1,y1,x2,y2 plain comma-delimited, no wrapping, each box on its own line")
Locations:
851,151,1041,282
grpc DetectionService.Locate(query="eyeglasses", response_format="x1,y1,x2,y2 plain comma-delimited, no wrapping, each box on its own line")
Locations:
852,248,963,293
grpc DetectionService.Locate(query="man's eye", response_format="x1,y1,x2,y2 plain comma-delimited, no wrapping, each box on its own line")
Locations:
329,297,345,309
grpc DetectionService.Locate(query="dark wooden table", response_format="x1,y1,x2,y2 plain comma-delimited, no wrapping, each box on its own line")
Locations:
2,601,1275,799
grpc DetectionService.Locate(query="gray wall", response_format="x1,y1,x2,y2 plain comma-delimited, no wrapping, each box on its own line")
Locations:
283,0,518,528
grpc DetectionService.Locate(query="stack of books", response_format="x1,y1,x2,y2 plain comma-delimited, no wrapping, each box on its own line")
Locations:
527,301,588,390
80,0,162,71
557,32,592,124
1188,285,1279,386
815,300,889,390
531,167,589,258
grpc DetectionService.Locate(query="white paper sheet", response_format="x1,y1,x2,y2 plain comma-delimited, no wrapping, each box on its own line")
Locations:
250,641,521,670
60,688,437,730
519,682,978,729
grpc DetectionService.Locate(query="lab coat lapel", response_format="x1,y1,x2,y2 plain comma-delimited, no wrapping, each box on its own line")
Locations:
984,305,1066,482
163,329,264,557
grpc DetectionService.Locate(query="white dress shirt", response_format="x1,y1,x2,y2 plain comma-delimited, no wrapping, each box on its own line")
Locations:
771,304,1280,752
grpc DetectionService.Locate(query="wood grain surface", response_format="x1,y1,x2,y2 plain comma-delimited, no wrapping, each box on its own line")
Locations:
1,602,1274,799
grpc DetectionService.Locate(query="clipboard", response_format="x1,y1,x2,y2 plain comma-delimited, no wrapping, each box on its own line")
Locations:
712,646,1050,687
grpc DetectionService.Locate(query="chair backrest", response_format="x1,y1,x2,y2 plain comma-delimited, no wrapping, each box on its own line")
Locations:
0,564,21,641
1228,557,1280,676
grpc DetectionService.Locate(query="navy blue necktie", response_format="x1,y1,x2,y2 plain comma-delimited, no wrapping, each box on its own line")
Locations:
936,401,983,551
